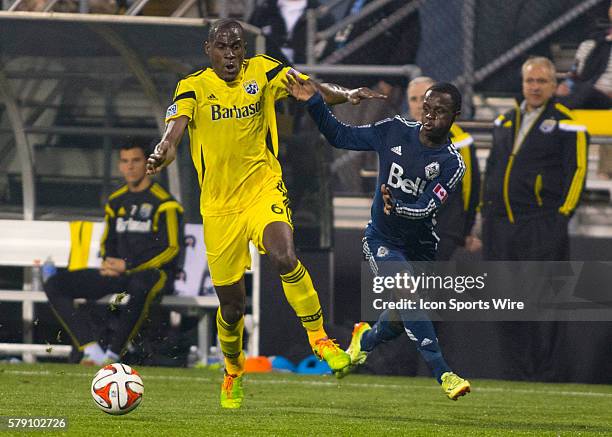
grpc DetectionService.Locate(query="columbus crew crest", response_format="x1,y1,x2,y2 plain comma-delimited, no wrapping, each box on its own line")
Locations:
243,80,259,95
539,119,556,134
424,162,440,180
139,203,153,219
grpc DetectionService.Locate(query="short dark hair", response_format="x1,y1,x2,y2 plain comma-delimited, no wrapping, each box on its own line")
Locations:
119,138,152,156
427,82,462,113
208,18,243,42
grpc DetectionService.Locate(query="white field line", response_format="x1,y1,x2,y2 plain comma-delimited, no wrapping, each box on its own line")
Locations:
4,369,612,398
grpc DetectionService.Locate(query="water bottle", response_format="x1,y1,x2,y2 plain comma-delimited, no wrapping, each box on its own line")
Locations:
42,256,57,283
208,346,222,365
187,345,200,368
31,260,42,291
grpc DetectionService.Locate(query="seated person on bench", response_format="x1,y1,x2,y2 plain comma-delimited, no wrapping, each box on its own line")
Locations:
44,139,184,365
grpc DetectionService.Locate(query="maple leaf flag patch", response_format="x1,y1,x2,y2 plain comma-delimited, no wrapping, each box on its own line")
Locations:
433,183,448,203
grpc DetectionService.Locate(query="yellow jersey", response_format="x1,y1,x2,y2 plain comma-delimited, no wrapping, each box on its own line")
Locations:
165,55,300,217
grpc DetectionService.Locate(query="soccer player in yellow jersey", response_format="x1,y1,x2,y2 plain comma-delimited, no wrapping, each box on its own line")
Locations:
146,18,385,408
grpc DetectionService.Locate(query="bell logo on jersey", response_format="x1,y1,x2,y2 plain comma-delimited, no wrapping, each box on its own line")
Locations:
433,183,448,203
387,162,426,195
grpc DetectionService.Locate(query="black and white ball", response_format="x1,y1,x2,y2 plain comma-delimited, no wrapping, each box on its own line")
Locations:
91,363,144,415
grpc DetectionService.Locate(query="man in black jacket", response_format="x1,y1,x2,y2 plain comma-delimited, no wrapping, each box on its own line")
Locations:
248,0,334,65
482,57,588,261
44,140,184,365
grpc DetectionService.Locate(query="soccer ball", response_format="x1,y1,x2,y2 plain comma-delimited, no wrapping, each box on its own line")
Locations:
91,363,144,415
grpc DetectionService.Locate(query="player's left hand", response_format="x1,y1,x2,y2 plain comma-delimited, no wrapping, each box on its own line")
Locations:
347,87,387,105
381,184,395,215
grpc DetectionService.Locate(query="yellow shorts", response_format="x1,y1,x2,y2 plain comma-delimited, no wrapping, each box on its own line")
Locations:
203,179,293,286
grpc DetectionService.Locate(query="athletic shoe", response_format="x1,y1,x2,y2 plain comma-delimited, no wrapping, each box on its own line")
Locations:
220,372,244,409
312,337,351,373
441,371,471,400
347,322,371,366
336,322,371,379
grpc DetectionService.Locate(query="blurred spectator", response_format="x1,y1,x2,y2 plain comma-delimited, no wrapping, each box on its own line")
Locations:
248,0,334,65
325,0,420,90
482,57,588,261
406,76,481,260
555,0,612,109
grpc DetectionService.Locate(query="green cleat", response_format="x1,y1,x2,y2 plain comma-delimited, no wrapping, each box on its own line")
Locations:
441,371,471,400
336,322,371,379
220,372,244,409
347,322,371,366
312,337,351,374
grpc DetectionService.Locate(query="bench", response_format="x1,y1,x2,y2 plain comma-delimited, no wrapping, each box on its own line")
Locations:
0,219,261,364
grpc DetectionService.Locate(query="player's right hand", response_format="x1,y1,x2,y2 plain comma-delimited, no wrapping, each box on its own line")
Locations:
146,140,170,175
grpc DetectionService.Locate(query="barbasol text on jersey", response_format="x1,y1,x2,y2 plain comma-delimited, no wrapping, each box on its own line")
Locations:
387,162,426,195
211,102,262,121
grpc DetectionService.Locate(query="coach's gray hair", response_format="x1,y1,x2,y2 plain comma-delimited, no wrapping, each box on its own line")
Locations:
408,76,435,89
521,57,557,83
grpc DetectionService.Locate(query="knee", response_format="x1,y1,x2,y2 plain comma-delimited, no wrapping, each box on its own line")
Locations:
43,272,64,298
220,303,244,325
269,249,298,275
128,270,162,294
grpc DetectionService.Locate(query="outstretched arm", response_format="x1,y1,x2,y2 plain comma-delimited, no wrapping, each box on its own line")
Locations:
317,81,386,105
146,116,189,175
286,74,387,151
286,69,386,105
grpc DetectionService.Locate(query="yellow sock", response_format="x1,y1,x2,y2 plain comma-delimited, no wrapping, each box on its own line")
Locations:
216,308,245,375
280,261,328,346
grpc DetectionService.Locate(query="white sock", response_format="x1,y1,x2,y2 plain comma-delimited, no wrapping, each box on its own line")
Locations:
105,349,120,363
83,342,105,364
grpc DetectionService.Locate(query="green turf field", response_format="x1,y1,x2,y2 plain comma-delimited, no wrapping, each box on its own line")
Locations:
1,363,611,436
